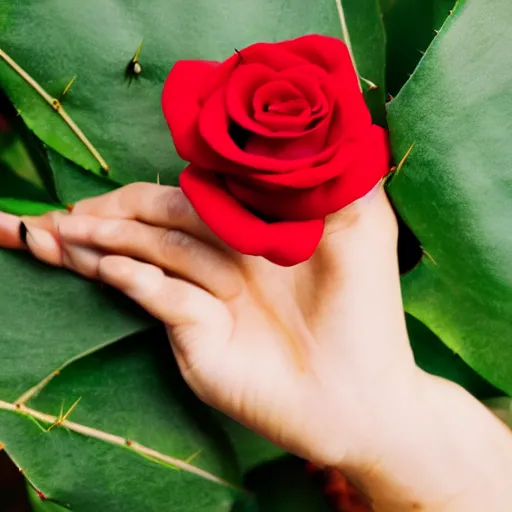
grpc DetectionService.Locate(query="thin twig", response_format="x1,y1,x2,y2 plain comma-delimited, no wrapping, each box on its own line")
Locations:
335,0,362,92
0,399,241,490
0,48,109,172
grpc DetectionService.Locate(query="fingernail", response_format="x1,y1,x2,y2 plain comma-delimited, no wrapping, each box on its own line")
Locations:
19,222,28,245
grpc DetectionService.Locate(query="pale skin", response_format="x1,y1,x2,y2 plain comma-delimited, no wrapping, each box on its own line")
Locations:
0,182,512,511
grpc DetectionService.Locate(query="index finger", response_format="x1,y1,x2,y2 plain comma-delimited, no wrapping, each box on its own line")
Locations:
0,210,65,250
71,183,228,251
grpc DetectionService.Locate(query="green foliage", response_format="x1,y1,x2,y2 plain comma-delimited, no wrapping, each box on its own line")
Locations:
0,2,390,510
380,0,456,95
0,0,510,510
388,0,512,394
2,332,243,512
0,0,385,186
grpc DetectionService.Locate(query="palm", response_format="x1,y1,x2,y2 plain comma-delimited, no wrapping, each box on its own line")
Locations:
168,195,410,462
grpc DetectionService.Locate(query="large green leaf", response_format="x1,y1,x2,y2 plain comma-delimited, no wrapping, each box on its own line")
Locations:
214,413,285,474
0,91,58,200
337,0,387,124
388,0,512,394
381,0,455,96
1,331,243,511
0,251,151,401
48,150,119,205
0,0,386,185
406,315,500,399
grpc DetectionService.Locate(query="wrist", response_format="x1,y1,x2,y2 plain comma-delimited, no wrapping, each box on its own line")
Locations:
336,371,512,511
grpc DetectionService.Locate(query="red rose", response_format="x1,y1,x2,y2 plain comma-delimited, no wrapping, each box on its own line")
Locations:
162,34,390,266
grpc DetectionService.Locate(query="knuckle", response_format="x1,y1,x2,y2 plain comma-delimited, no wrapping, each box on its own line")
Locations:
91,219,127,244
160,229,193,255
160,187,193,220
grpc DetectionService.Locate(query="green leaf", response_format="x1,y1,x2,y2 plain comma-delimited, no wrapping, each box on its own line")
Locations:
381,0,455,96
0,90,58,200
0,162,52,204
48,149,119,205
388,0,512,394
214,412,285,473
1,331,243,511
339,0,387,124
0,197,65,216
1,0,386,184
0,250,152,401
27,485,70,512
406,314,501,399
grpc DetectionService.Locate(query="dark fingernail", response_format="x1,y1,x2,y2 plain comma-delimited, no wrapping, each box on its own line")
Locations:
19,222,29,245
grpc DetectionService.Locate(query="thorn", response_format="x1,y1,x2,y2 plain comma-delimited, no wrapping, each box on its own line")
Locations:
47,397,82,432
125,40,144,80
59,75,77,100
387,94,394,102
134,39,143,62
65,204,74,212
0,442,4,452
421,247,437,265
395,143,415,174
125,439,133,447
25,479,47,501
156,173,161,185
360,76,379,91
185,450,202,464
234,48,244,65
418,49,425,56
434,29,439,35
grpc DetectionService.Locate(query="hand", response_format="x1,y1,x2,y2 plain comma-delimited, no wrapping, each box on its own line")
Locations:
0,182,415,465
1,182,512,512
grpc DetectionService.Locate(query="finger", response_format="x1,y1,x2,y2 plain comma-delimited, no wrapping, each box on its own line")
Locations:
19,223,103,279
98,255,231,333
56,215,243,300
0,210,66,250
71,183,227,250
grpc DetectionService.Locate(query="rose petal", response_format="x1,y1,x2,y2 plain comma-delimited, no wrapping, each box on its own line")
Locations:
226,65,328,136
244,99,337,160
199,88,338,172
225,125,391,220
162,60,232,170
180,165,325,266
280,36,371,136
252,76,328,132
237,42,310,70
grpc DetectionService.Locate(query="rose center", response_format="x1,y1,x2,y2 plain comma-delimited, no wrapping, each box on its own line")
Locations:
263,97,310,116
